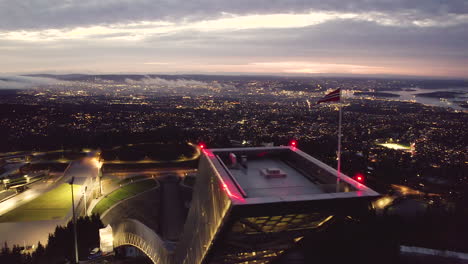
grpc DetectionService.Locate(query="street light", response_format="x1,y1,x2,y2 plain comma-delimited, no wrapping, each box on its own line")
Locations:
69,177,79,264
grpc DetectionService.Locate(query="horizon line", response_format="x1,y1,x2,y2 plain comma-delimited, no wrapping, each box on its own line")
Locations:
7,71,468,81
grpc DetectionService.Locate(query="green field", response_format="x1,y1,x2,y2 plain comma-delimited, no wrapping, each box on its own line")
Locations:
92,179,158,216
0,184,81,222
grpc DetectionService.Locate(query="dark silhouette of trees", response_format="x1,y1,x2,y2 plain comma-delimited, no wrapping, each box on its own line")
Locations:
0,214,103,264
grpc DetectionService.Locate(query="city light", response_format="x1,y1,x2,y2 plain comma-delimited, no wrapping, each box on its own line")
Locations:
91,157,103,169
373,196,394,209
377,143,411,151
198,142,206,149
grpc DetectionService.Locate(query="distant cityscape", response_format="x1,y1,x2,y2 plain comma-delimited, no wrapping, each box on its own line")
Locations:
1,75,466,192
1,75,466,172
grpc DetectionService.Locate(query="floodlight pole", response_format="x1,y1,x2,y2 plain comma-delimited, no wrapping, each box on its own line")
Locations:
98,160,103,197
70,177,79,264
83,186,87,215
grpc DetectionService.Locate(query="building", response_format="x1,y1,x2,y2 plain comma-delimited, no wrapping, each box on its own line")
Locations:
174,146,379,264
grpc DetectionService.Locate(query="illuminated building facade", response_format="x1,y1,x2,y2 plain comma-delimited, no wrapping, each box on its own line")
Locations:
174,146,379,264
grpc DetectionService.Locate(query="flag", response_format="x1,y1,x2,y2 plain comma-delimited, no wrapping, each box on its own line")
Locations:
317,88,341,104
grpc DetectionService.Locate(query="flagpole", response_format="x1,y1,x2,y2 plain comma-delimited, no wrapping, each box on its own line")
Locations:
315,88,342,192
336,91,343,192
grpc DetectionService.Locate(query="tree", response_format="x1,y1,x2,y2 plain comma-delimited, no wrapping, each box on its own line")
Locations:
11,244,23,264
42,215,103,262
32,241,45,264
1,241,10,254
0,242,11,263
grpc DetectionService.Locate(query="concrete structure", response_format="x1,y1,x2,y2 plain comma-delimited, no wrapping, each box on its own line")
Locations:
113,219,171,263
112,146,379,264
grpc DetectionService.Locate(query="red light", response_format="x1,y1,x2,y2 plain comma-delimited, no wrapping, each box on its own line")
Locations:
203,149,215,157
289,140,297,147
221,182,241,200
198,142,206,149
215,170,245,202
354,173,365,183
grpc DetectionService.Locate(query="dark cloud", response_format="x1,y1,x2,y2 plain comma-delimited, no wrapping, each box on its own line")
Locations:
2,19,466,74
0,0,467,30
0,2,466,77
140,20,468,61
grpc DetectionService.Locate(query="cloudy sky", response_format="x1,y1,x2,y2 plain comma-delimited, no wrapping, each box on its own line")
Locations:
1,0,467,78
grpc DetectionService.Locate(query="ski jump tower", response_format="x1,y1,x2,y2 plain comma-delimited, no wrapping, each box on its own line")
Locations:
173,146,379,264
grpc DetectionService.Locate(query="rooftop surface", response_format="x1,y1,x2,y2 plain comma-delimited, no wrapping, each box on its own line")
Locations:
204,146,379,204
229,158,323,198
